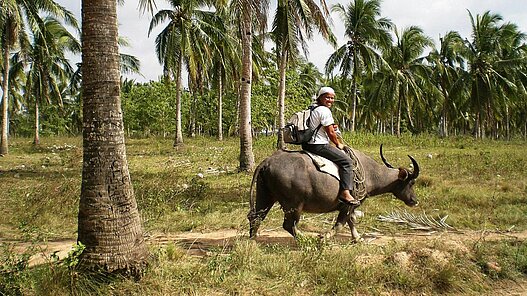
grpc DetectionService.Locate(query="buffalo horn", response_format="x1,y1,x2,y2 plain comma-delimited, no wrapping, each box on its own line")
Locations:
408,155,420,179
380,144,394,168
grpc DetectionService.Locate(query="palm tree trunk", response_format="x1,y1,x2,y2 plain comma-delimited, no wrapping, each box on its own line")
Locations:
1,39,10,155
34,99,40,145
505,105,509,140
174,54,184,146
405,96,415,132
441,87,449,137
239,8,255,171
350,54,358,133
78,0,148,275
396,93,402,137
234,79,241,136
217,67,223,141
276,47,287,149
189,93,196,137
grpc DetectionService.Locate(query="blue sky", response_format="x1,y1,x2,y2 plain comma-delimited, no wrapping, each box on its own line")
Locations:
56,0,527,83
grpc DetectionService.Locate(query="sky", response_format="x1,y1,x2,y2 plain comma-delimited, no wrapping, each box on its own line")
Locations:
56,0,527,83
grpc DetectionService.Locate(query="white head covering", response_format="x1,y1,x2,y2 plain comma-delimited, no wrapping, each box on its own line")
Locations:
317,86,335,98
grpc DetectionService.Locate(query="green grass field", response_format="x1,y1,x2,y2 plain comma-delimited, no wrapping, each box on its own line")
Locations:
1,134,526,295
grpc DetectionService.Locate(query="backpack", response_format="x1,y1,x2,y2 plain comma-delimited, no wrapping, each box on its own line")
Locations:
282,106,321,144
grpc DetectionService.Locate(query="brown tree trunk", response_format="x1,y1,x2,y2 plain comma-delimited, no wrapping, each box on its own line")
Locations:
440,85,449,138
78,0,148,275
174,54,184,146
217,67,223,141
276,47,287,149
1,32,10,155
34,99,40,145
239,8,255,171
350,53,358,133
396,93,402,137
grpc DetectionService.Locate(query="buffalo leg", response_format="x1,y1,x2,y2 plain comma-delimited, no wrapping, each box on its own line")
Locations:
248,190,275,238
321,208,350,240
346,210,363,242
248,206,273,238
282,209,301,237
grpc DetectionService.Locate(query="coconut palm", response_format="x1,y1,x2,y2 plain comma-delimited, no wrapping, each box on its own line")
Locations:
78,0,148,274
11,17,80,145
271,0,335,148
0,0,77,155
463,11,527,138
148,0,225,146
208,8,240,141
426,31,465,137
365,26,433,136
325,0,392,132
230,0,268,171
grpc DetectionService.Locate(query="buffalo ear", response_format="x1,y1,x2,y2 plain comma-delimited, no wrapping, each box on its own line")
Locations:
398,168,409,181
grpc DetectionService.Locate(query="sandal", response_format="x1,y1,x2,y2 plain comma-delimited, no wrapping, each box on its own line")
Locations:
338,196,360,206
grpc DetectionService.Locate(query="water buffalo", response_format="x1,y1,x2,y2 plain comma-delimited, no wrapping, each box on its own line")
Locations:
247,145,420,241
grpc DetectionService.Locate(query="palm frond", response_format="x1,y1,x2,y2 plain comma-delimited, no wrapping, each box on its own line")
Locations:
378,210,456,231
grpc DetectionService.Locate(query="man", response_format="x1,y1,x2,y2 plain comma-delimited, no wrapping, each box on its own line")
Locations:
302,87,359,205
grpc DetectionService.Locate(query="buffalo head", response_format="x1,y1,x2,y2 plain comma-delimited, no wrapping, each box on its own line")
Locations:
380,144,420,206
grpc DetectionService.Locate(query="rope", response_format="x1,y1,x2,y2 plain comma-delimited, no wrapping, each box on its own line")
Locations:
338,135,367,201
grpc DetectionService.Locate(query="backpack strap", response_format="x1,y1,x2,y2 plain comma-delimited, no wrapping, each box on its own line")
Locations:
307,105,322,143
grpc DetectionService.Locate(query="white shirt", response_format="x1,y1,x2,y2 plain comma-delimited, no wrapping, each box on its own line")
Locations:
307,105,335,144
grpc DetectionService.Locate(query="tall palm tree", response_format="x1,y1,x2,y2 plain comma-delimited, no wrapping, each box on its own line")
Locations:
12,17,80,145
365,26,433,136
208,8,239,141
0,0,77,155
426,31,465,137
325,0,392,132
230,0,268,171
148,0,225,146
463,11,526,138
272,0,335,149
142,0,265,170
78,0,148,274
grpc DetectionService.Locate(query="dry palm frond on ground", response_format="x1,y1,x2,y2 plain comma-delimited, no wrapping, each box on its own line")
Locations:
378,210,456,231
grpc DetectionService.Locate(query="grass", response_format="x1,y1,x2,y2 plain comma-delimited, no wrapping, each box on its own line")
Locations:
1,133,526,295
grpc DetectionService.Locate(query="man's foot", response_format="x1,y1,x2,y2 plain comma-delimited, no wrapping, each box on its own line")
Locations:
338,190,360,205
338,196,360,206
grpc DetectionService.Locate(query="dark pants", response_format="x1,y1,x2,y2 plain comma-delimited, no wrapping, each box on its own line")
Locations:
302,143,354,191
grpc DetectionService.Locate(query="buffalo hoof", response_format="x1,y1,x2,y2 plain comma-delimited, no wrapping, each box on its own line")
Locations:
351,236,364,243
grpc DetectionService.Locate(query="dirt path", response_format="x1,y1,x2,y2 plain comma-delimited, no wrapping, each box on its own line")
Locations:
8,227,527,266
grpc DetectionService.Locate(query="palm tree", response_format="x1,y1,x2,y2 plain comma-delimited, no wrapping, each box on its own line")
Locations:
230,0,268,171
208,8,239,141
148,0,225,146
365,26,433,136
325,0,392,132
0,0,77,155
271,0,335,149
78,0,148,274
142,0,265,170
298,60,324,97
426,31,465,137
463,11,527,138
12,17,80,145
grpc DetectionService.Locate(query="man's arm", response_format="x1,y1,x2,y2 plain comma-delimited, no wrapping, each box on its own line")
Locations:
324,124,344,150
